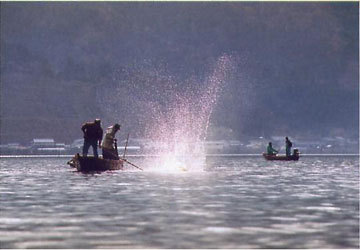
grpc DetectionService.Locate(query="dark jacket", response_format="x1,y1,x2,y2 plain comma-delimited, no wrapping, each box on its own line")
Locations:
82,122,103,141
286,139,292,150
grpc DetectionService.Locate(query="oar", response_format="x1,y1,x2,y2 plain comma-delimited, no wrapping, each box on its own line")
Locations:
119,157,143,171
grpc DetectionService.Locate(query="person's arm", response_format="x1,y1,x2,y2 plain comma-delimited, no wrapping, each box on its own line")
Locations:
81,123,88,135
98,128,103,147
271,147,278,154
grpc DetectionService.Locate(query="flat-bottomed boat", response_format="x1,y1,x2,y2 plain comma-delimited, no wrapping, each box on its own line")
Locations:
67,153,124,172
263,149,300,161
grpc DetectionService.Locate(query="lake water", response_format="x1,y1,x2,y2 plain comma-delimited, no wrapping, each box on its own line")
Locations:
0,155,359,248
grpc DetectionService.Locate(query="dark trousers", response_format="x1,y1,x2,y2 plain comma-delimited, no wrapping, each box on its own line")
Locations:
83,139,98,158
286,147,291,157
102,148,119,160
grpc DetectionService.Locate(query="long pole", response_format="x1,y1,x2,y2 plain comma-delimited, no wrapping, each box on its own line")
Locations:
120,133,143,171
123,133,130,158
119,157,143,171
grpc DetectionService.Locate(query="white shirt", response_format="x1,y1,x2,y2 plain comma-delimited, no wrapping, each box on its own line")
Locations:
101,125,118,149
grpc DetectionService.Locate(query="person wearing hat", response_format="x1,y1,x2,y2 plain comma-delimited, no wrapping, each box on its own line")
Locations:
101,123,121,160
81,119,103,158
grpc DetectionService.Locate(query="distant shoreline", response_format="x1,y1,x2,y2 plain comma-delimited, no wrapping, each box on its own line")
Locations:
0,154,359,158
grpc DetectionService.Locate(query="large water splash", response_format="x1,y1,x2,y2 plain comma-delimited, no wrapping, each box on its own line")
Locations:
97,54,234,171
145,54,234,172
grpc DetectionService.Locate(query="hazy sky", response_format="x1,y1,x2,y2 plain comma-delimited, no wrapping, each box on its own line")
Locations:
0,2,358,143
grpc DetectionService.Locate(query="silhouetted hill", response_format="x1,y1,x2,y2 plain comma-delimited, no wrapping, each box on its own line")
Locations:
1,2,358,144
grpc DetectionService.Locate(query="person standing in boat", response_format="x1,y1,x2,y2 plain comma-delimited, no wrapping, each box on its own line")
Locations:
267,142,278,155
285,137,293,156
81,119,103,158
101,123,121,160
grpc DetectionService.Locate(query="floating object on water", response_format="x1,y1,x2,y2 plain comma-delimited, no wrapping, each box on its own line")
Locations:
67,153,124,172
263,149,300,161
178,166,188,172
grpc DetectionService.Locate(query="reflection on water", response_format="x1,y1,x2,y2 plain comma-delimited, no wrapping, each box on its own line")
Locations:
0,156,359,248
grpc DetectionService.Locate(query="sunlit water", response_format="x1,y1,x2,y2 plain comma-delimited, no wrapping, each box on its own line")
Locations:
0,155,359,248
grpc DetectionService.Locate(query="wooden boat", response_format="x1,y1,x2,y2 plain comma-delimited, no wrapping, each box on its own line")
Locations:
263,149,300,161
67,153,124,172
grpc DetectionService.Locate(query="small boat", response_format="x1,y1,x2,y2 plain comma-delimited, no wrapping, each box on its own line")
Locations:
263,149,300,161
67,153,124,172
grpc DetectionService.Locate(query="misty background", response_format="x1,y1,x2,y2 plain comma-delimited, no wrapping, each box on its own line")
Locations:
0,2,358,145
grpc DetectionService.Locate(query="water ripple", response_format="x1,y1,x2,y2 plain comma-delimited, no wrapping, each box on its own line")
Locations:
0,156,358,248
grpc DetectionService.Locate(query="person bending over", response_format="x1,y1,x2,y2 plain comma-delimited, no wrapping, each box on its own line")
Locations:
267,142,278,155
102,123,121,160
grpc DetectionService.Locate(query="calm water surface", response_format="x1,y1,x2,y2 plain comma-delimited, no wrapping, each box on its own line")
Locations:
0,155,359,248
